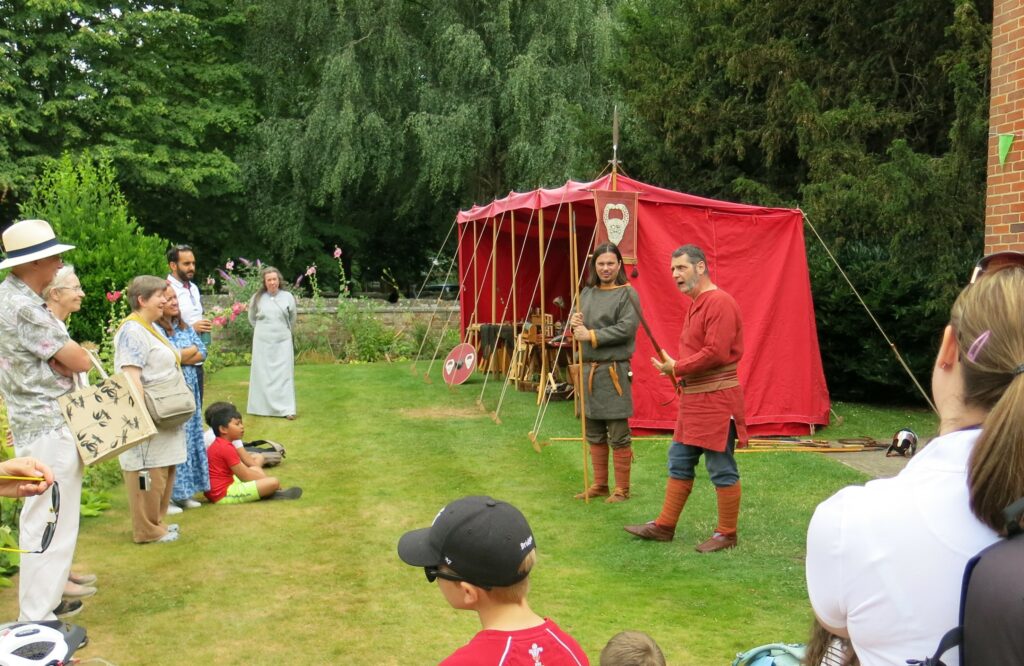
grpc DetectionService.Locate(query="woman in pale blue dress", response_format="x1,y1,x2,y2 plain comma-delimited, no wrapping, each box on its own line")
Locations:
247,267,297,418
156,284,208,510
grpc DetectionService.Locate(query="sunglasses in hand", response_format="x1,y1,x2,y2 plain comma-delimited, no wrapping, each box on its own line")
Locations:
0,481,59,554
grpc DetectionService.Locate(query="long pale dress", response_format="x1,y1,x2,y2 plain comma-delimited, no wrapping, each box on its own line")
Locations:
246,290,297,417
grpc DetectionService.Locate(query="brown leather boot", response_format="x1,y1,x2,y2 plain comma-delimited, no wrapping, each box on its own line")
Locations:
574,444,610,500
605,487,629,503
574,484,610,499
695,532,738,553
605,446,632,503
623,521,675,541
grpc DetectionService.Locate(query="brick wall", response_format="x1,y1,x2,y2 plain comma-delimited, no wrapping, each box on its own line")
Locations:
986,0,1024,252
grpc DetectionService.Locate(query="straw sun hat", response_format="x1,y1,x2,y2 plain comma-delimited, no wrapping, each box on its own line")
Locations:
0,219,76,269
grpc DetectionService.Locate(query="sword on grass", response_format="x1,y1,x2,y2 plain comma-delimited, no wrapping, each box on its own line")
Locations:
625,287,680,392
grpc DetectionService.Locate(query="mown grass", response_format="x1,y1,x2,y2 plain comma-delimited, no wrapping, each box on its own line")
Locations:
0,364,928,664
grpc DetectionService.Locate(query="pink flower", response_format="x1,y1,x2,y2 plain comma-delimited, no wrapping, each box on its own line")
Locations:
206,276,215,286
231,302,244,316
106,291,122,302
225,260,235,271
212,316,228,327
229,312,238,323
306,265,316,276
333,246,342,259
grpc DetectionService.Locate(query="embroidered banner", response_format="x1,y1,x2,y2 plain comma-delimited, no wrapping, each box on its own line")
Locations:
592,190,639,263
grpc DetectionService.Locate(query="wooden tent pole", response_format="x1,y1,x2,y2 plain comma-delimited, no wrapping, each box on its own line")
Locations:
570,204,590,499
491,216,497,324
537,208,547,405
511,210,518,338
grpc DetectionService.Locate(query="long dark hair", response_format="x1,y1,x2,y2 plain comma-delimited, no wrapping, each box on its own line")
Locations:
586,242,628,287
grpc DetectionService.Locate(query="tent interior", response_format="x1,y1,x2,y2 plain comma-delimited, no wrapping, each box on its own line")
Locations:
455,173,831,436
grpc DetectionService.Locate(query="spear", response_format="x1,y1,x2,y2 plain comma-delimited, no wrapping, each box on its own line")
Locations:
625,288,679,391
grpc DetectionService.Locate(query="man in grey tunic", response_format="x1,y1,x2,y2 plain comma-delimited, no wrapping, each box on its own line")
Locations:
570,242,640,503
0,219,91,620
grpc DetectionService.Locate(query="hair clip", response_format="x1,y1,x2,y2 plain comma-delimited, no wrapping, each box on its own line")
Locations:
966,330,991,363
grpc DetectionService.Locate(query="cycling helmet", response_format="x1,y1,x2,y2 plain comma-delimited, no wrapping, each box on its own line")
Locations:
886,429,918,458
0,624,69,666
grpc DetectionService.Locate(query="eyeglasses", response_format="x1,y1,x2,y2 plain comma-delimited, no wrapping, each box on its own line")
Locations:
423,565,491,590
970,251,1024,284
0,481,59,554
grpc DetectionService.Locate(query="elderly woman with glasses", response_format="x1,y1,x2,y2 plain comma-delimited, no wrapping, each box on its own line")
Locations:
40,266,99,598
805,254,1024,665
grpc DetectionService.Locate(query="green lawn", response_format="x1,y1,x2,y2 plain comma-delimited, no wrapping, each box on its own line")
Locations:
0,364,933,664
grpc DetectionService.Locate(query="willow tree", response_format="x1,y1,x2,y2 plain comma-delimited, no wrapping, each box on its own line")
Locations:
242,0,618,288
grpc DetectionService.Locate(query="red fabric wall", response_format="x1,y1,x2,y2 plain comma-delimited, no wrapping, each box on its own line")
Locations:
457,176,830,435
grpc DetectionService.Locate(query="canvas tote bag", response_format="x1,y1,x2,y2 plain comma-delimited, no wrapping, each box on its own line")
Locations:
59,350,157,465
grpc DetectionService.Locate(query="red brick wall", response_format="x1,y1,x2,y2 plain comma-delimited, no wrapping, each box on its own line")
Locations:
986,0,1024,252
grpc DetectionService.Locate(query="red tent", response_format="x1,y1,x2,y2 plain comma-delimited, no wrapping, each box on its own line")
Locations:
455,173,830,435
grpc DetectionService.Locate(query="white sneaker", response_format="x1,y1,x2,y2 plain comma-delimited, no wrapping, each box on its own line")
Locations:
166,503,183,515
179,498,202,510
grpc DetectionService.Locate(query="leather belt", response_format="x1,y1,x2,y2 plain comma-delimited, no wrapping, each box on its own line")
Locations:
682,362,739,395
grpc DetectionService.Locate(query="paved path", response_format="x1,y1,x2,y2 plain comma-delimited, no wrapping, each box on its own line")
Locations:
829,448,909,479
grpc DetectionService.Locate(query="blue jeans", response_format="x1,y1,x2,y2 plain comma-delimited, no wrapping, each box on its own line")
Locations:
667,420,739,487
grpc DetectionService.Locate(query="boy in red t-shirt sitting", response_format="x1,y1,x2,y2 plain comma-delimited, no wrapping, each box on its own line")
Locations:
204,402,301,504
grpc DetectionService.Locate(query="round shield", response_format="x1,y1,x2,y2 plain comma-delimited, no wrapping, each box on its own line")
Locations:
442,343,478,385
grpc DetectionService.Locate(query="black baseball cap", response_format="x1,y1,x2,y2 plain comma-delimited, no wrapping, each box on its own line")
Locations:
397,496,536,588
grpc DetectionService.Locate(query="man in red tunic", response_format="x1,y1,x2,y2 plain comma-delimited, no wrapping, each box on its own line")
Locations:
624,244,746,552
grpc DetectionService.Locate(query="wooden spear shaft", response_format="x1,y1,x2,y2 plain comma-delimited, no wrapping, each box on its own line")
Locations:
570,205,590,501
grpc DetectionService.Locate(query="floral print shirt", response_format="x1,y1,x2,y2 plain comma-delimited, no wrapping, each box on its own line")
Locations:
0,274,74,439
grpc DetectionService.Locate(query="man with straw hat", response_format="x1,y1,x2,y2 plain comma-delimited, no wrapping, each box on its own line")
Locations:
0,219,92,620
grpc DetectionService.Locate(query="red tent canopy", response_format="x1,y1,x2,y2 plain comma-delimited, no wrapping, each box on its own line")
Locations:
456,173,830,436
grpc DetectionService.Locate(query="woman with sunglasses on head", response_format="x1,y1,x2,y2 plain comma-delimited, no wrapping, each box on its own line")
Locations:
805,256,1024,665
156,284,208,512
40,266,100,599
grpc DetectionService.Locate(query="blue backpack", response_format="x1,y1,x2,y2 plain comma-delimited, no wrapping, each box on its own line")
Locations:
732,643,806,666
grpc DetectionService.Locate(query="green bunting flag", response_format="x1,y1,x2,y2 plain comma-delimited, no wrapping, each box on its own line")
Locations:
999,134,1015,166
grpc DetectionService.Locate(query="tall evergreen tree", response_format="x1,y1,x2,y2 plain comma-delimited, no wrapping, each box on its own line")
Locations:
615,0,991,401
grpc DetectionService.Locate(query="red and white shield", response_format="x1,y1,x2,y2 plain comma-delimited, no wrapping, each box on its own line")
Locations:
442,343,478,385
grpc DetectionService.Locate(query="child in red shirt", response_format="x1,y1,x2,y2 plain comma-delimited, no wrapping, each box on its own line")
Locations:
204,402,301,504
398,496,589,665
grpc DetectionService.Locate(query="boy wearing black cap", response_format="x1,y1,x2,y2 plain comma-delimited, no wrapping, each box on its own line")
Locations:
398,495,590,665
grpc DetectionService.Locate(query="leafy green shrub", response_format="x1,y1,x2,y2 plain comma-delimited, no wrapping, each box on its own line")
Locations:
19,153,167,344
343,310,397,362
411,320,460,359
203,339,252,374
